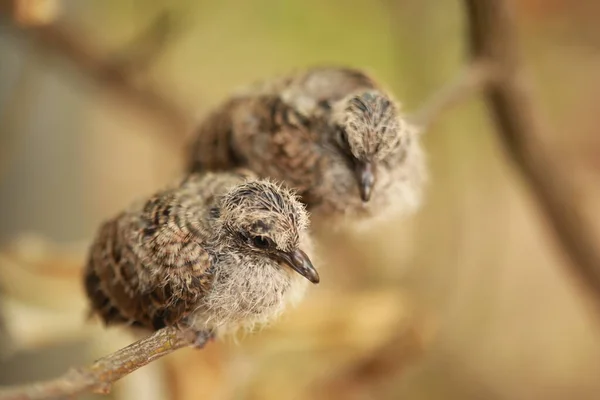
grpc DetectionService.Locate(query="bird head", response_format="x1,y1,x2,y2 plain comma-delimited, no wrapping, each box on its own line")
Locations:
217,179,319,284
332,90,412,202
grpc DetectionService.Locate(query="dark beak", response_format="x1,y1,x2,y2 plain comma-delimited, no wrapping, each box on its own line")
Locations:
355,162,375,202
275,249,320,284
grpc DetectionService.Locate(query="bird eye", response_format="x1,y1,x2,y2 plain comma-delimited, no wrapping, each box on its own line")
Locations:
252,235,272,249
351,97,369,113
335,127,353,156
337,127,349,145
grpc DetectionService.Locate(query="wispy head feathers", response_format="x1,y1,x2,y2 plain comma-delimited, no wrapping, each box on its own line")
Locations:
219,178,309,251
334,90,415,162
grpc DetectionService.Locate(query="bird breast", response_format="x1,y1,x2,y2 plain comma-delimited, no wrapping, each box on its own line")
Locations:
188,253,308,334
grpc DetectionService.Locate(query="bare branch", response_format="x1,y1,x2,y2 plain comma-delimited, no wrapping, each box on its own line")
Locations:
109,10,188,77
413,0,600,314
463,0,600,313
6,0,61,26
410,60,494,129
0,327,201,400
0,3,194,135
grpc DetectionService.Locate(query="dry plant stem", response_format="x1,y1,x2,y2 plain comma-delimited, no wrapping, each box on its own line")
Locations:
410,61,494,129
0,327,195,400
464,0,600,312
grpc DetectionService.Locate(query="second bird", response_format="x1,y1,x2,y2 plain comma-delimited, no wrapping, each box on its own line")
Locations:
188,66,427,228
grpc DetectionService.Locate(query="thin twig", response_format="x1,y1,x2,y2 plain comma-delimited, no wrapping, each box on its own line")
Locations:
0,327,199,400
463,0,600,313
410,60,494,129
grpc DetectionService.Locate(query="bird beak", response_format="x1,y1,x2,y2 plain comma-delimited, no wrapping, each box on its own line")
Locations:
275,249,320,284
355,161,375,202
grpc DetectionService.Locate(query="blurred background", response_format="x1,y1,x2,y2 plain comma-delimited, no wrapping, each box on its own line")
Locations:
1,0,600,399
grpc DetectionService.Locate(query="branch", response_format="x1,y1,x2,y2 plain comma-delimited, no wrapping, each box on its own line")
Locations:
413,0,600,315
3,0,60,26
0,327,201,400
0,2,193,135
109,10,189,77
410,60,494,129
463,0,600,313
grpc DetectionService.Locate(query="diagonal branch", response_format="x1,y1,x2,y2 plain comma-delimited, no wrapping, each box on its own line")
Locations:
109,9,189,78
409,60,495,129
0,327,201,400
0,3,194,135
463,0,600,314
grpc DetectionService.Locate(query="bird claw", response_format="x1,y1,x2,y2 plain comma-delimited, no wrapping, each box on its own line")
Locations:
190,330,215,349
176,324,214,349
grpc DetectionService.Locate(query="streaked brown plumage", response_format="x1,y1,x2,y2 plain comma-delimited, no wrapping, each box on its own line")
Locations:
84,170,319,341
188,66,427,228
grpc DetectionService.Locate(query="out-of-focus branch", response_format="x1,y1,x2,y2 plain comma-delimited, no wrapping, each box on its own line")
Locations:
109,10,188,78
463,0,600,314
410,61,494,129
0,2,194,136
1,0,60,26
0,327,200,400
308,320,430,399
411,0,600,316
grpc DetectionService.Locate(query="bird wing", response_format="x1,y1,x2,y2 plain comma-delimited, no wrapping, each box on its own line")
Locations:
188,94,324,198
188,98,247,172
84,192,214,330
188,66,378,172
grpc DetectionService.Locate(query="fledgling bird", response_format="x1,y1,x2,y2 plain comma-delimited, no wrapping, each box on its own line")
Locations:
188,66,427,228
83,170,319,345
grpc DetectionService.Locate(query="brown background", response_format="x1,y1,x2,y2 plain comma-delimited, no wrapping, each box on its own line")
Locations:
1,0,600,399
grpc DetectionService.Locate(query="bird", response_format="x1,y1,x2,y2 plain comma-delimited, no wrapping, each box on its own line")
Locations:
187,65,427,228
83,169,319,346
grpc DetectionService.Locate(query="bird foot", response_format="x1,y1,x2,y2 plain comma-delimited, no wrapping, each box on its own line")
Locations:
191,330,215,349
176,324,215,349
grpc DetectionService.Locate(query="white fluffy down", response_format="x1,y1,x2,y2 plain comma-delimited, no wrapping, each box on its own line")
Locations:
188,251,311,336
